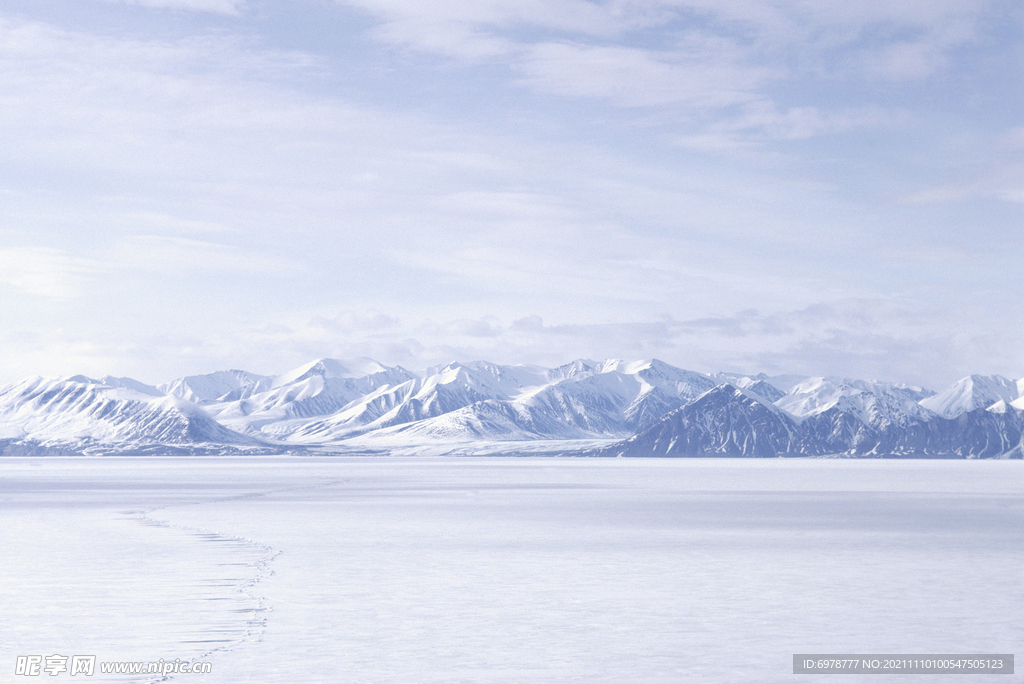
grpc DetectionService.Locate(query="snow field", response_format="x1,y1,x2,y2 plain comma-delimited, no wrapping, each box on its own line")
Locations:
2,457,1022,683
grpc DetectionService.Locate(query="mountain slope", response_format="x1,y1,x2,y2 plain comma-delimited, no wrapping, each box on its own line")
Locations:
159,369,273,404
775,377,935,428
287,361,548,443
600,381,1024,459
204,358,418,439
293,358,717,444
0,376,262,454
919,375,1019,418
4,358,1022,458
607,385,799,457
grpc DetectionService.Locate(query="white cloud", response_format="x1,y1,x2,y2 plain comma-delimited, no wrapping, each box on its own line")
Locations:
309,311,401,335
220,300,1023,389
996,188,1024,203
898,158,1024,206
0,17,329,187
118,212,240,236
671,133,755,152
335,0,1005,81
516,41,770,108
0,4,1020,390
691,100,903,145
899,185,975,205
0,247,107,299
101,0,245,14
334,0,632,59
862,40,946,80
111,235,299,274
338,0,631,48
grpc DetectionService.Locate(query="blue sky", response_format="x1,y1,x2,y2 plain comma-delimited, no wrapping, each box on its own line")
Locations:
0,0,1021,388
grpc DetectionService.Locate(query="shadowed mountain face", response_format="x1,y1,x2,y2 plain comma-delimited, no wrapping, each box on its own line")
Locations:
609,385,798,458
606,384,1024,459
1,360,1022,457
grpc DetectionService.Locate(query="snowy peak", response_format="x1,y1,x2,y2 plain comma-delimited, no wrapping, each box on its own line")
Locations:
920,375,1020,419
0,375,257,452
272,358,356,387
611,384,798,457
268,357,406,389
97,376,165,397
632,359,717,399
419,361,546,402
160,369,272,404
602,380,1024,459
725,383,794,417
775,376,935,428
5,359,1022,458
204,359,419,437
741,379,785,403
512,358,715,436
287,362,543,445
776,377,869,417
710,371,806,394
719,375,790,403
546,359,600,382
289,358,717,444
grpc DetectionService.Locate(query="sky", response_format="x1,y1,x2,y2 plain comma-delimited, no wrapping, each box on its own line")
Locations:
0,0,1021,390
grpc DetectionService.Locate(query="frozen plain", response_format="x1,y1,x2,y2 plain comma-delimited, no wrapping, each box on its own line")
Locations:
1,457,1022,684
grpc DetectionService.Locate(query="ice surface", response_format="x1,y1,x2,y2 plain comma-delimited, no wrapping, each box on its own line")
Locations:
2,457,1022,683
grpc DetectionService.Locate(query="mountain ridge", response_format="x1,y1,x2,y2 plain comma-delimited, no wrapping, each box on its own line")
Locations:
1,358,1021,458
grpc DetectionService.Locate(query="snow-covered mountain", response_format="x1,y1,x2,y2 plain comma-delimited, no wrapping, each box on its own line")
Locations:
0,360,1021,457
776,377,936,428
159,369,273,404
603,377,1023,459
202,358,420,440
919,374,1020,418
290,358,719,444
97,375,165,397
608,384,799,457
0,376,262,455
286,361,547,443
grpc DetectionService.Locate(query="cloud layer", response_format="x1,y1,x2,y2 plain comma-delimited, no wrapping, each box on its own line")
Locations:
0,1,1020,388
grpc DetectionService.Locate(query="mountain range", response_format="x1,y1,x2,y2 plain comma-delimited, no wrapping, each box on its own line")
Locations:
1,358,1022,457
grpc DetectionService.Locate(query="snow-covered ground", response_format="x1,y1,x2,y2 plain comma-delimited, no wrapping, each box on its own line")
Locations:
2,457,1021,683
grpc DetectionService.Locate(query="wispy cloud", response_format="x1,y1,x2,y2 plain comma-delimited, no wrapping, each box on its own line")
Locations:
898,153,1024,207
0,247,108,299
721,101,902,140
337,0,631,57
217,300,1022,389
899,185,976,205
111,234,299,273
101,0,246,14
335,0,1006,92
516,40,771,108
0,2,1019,388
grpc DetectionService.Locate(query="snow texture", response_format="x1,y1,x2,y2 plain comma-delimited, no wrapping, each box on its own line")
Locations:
2,457,1021,683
